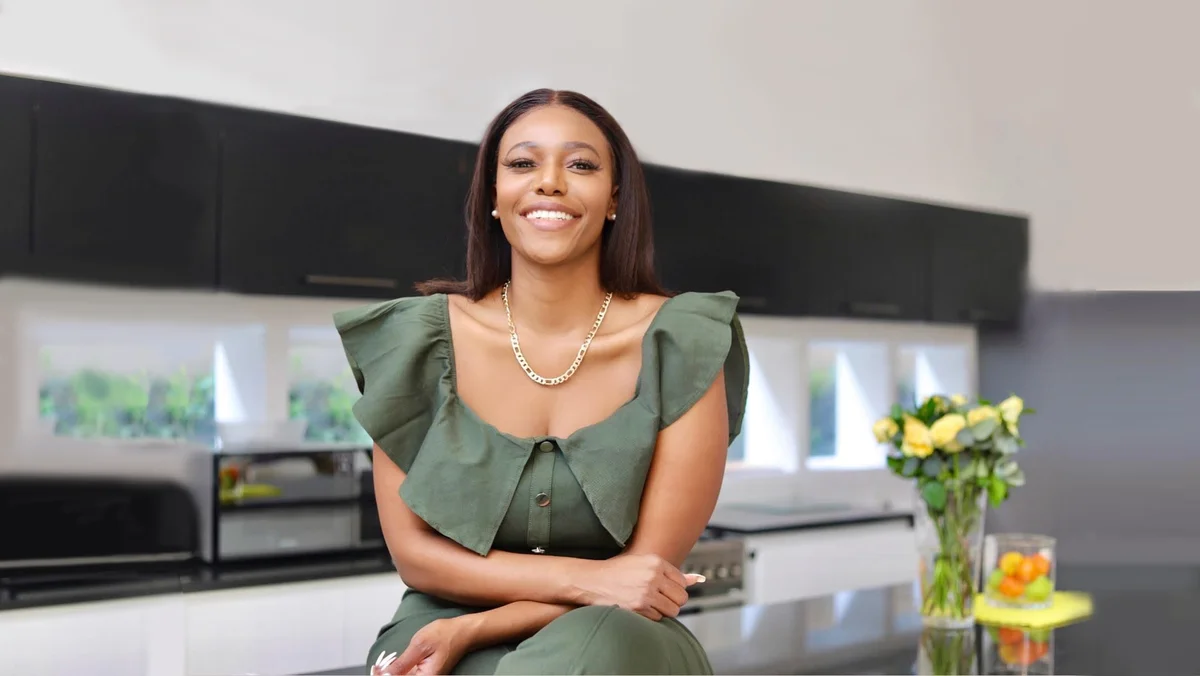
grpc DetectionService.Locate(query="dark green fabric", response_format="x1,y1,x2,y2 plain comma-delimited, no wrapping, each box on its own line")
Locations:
334,290,749,675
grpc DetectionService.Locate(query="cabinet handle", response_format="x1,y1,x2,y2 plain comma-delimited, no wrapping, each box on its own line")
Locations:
847,301,901,317
738,296,768,309
304,274,398,290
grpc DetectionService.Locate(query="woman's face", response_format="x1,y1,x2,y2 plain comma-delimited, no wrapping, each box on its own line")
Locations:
493,104,617,269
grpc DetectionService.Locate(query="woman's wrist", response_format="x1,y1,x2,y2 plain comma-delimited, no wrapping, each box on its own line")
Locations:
553,556,601,606
448,612,487,650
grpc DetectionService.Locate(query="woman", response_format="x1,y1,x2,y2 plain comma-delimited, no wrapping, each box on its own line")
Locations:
334,88,749,675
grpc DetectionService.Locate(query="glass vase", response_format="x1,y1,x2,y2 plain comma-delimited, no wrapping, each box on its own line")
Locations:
914,483,987,629
916,627,979,675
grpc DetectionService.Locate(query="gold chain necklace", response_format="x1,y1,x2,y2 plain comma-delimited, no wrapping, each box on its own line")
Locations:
502,281,613,387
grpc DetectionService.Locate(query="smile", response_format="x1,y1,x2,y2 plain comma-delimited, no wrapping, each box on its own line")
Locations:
520,207,581,232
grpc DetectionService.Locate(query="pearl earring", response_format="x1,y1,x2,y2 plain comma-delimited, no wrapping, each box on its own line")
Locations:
609,212,617,220
491,209,498,218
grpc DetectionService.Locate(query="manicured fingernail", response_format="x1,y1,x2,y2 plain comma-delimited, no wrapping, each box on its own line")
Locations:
692,574,707,583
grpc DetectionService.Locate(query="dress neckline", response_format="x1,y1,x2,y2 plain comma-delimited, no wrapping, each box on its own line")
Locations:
439,291,683,448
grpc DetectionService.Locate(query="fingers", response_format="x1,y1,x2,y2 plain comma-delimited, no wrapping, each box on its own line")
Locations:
389,644,428,675
659,579,689,609
684,572,707,586
651,589,684,619
662,562,689,589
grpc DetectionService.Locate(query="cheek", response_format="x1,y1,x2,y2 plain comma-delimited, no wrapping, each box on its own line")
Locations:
494,174,525,208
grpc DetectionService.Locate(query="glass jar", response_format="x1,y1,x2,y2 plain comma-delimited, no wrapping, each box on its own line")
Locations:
982,533,1057,610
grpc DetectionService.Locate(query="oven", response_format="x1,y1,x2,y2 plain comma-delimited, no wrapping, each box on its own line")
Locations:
679,530,747,613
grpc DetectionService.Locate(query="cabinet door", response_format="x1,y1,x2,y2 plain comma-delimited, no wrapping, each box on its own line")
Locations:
795,188,931,320
646,165,786,314
929,206,1029,326
0,75,33,273
218,110,473,299
29,81,219,288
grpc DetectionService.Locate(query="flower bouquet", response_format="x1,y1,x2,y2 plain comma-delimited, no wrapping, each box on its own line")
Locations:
873,394,1034,628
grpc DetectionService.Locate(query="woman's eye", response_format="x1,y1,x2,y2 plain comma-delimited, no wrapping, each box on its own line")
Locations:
569,160,599,171
506,159,535,169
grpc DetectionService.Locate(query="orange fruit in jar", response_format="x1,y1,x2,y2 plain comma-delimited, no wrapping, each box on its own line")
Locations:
999,551,1024,575
996,627,1025,645
997,576,1025,598
1016,557,1040,583
1000,641,1047,666
1030,553,1052,576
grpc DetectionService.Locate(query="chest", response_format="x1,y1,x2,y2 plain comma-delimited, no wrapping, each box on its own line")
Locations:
452,330,645,440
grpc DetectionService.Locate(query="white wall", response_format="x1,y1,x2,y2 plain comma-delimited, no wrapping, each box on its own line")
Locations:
1,0,1196,292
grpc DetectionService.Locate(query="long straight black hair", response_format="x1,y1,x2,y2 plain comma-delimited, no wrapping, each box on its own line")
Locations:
416,88,668,300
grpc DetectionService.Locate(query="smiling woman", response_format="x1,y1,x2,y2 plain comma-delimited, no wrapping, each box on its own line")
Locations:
335,89,749,675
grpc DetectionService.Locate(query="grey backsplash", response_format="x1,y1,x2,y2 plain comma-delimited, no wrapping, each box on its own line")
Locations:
979,291,1200,565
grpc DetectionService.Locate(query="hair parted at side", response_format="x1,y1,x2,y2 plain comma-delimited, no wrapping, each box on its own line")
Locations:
414,88,668,301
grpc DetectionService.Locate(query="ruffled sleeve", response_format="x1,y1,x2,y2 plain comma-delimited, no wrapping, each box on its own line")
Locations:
641,290,749,444
332,295,450,473
562,290,750,550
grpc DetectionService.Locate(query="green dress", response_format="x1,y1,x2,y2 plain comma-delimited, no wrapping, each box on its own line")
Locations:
333,290,750,675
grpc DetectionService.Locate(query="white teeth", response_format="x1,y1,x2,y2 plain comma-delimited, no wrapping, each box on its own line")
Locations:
525,210,575,221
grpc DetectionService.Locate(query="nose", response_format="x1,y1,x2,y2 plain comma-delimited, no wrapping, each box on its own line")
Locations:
535,163,566,196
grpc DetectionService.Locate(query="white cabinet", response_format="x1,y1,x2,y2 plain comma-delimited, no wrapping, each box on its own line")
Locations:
0,574,406,676
0,595,187,676
742,520,917,606
184,573,405,676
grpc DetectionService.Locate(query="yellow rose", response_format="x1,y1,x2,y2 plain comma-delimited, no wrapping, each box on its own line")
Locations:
998,395,1024,433
929,414,967,453
901,416,934,458
873,417,899,443
950,394,969,407
966,405,999,428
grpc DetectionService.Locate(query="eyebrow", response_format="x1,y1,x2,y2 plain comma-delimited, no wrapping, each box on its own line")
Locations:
504,140,601,158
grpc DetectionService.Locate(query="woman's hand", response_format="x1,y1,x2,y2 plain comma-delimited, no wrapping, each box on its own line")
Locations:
573,553,704,621
372,617,476,675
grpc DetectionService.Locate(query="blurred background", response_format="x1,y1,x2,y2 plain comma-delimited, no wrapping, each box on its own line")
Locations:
0,1,1197,675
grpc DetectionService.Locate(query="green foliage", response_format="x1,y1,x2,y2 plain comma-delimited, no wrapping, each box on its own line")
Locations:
288,377,370,445
40,365,215,444
871,392,1034,515
808,364,836,458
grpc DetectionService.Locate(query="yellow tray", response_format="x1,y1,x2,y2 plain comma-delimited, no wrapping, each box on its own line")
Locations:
973,591,1094,629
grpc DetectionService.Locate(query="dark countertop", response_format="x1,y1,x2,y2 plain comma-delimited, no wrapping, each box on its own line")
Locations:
680,563,1199,676
0,549,397,611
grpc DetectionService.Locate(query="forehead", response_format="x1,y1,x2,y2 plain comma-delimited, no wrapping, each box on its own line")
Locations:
499,104,610,155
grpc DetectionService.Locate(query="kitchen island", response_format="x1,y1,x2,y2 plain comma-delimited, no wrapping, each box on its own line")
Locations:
305,564,1195,676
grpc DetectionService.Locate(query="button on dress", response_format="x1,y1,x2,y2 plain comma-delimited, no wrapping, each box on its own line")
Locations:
334,291,750,675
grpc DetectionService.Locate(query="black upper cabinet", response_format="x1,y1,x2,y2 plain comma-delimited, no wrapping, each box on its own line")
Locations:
218,110,473,299
794,188,931,320
646,165,788,314
928,205,1029,326
0,76,33,274
27,80,219,287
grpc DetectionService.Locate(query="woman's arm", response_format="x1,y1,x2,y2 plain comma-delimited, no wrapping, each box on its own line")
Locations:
623,369,730,567
373,446,592,607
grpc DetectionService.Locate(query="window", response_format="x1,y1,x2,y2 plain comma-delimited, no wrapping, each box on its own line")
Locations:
35,324,216,445
287,328,370,445
895,347,918,409
805,341,890,471
808,346,837,459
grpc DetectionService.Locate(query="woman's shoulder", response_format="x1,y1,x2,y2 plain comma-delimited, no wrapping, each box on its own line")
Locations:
634,288,748,439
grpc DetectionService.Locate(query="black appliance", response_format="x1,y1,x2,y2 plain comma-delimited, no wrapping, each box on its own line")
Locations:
0,475,199,570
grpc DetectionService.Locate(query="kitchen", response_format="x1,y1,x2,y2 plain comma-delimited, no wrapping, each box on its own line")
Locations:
2,2,1199,675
